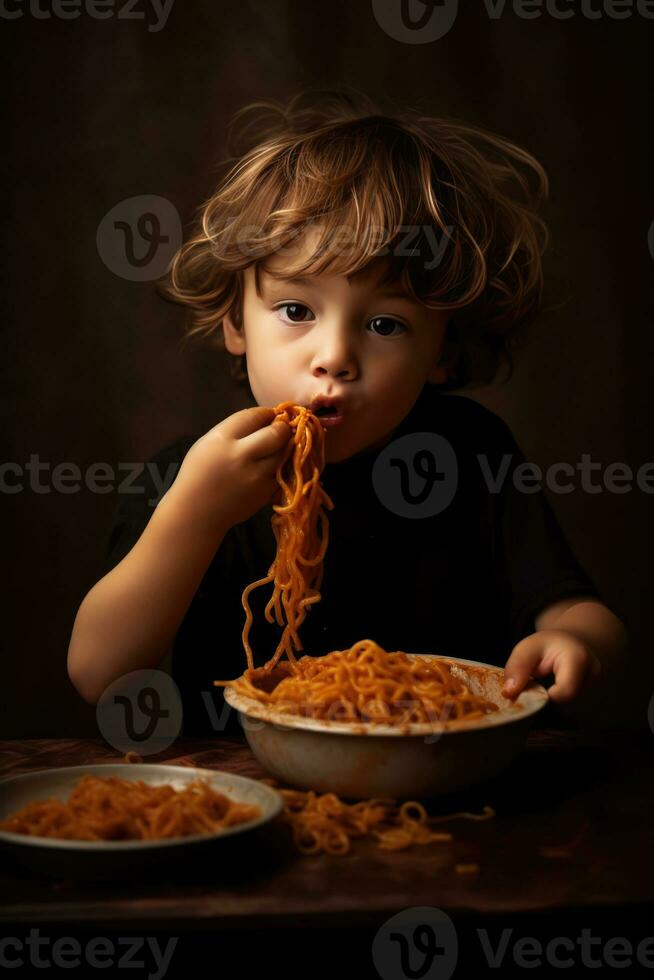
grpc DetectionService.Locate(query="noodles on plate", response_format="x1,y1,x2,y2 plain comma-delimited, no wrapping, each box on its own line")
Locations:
0,773,261,841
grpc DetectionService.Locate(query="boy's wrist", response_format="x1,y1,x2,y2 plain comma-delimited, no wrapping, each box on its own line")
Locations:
153,478,233,543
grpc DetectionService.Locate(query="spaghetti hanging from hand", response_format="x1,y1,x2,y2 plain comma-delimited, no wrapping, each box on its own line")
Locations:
233,400,334,674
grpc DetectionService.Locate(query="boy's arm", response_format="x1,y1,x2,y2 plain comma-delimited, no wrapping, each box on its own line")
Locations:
67,406,293,706
533,596,629,675
481,408,628,708
502,595,629,705
67,486,230,705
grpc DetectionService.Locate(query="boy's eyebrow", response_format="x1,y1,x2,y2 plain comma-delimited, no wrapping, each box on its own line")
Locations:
268,275,315,289
261,271,415,300
376,283,415,300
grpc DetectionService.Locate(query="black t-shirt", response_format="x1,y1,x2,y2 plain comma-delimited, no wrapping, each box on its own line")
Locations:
99,385,602,736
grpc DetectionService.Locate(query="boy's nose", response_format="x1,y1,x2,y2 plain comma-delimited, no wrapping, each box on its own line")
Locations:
310,326,358,380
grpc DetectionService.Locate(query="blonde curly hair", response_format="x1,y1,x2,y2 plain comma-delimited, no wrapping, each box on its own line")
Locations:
157,87,549,392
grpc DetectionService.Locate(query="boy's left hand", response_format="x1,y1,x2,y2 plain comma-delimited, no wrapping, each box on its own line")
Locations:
501,629,603,703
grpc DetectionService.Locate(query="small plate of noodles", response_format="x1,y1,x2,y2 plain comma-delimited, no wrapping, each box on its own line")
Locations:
0,763,283,879
213,401,549,801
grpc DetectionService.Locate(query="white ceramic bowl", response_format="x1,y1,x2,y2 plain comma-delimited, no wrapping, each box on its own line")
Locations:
224,654,549,799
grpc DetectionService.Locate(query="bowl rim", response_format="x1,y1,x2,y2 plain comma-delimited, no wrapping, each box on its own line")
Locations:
223,653,549,738
0,763,283,851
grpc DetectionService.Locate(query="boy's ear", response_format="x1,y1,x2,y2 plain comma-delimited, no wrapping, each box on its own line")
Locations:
222,307,246,356
427,323,457,384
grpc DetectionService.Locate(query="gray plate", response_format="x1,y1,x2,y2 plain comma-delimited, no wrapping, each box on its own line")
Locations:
0,763,283,880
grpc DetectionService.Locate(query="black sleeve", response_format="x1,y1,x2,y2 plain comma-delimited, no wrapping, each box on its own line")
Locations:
490,419,603,646
98,436,196,578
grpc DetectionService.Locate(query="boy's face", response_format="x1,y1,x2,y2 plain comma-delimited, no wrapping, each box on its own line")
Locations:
223,229,450,464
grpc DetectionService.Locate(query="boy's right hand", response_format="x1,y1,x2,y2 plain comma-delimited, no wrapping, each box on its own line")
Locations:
164,406,294,533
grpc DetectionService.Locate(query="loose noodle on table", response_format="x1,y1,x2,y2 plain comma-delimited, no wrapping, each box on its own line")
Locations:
259,777,496,855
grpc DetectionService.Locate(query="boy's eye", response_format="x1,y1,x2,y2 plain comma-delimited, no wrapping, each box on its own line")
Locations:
274,302,313,323
368,317,407,337
273,305,407,336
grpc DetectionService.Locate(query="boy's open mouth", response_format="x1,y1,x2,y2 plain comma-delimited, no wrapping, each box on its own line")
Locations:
308,395,346,425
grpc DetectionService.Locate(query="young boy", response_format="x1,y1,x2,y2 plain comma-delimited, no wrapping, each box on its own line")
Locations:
67,91,628,735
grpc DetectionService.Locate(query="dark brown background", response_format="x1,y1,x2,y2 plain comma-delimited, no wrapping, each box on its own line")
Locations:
2,1,652,736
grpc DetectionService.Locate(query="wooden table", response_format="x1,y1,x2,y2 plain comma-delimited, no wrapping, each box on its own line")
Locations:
1,723,653,978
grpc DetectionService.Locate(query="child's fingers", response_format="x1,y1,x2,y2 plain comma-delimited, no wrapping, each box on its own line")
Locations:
242,417,293,460
546,658,582,703
501,638,543,699
221,406,277,440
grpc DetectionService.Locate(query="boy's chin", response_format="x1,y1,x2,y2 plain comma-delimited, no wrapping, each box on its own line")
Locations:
323,428,396,465
323,442,351,465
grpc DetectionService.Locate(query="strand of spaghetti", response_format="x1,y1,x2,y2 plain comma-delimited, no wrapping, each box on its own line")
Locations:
240,575,274,671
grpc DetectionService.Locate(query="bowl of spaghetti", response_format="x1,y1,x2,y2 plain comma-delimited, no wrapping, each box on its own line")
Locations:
214,401,548,800
222,640,548,800
0,764,282,878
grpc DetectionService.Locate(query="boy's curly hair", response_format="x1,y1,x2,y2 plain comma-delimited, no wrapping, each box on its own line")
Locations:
157,87,549,392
